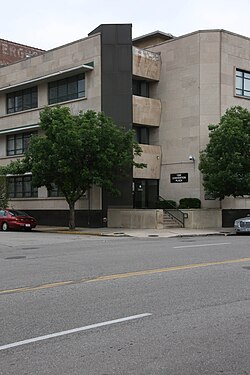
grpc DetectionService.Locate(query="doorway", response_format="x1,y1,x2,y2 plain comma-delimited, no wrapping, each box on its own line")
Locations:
133,179,159,208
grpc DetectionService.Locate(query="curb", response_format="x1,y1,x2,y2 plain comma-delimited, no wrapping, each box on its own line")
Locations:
34,228,234,238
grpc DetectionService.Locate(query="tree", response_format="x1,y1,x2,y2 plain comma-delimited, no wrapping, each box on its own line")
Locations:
0,176,8,209
4,107,144,229
199,106,250,200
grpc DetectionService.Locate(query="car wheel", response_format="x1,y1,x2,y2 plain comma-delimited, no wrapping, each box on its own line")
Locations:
2,222,9,231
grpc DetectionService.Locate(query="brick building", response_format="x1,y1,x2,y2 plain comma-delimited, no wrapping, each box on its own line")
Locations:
0,39,44,66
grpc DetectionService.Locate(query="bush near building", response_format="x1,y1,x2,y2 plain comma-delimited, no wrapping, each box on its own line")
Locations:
179,198,201,209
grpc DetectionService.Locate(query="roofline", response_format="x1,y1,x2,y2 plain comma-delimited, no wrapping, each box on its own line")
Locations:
133,30,174,42
0,38,45,52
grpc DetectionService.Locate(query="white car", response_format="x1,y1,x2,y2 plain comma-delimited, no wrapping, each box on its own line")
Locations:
234,215,250,233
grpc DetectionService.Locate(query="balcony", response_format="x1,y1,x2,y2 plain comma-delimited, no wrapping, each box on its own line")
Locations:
133,95,161,127
133,47,161,81
133,144,161,179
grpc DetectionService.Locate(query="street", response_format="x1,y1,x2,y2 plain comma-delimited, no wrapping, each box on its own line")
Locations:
1,232,250,375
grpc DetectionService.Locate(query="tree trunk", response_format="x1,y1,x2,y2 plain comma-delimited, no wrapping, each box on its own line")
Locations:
69,201,75,230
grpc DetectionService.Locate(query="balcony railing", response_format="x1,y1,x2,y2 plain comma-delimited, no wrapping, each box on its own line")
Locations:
133,47,161,81
133,95,161,127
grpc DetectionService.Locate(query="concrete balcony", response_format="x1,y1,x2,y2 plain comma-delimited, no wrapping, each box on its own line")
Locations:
133,47,161,81
133,95,161,127
133,144,161,179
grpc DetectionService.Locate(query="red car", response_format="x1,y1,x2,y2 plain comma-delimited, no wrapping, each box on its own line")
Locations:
0,209,37,231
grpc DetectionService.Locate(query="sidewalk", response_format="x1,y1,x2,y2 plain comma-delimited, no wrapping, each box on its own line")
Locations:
35,226,235,238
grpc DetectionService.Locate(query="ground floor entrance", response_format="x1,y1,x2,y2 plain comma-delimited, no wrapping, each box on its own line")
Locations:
133,179,159,209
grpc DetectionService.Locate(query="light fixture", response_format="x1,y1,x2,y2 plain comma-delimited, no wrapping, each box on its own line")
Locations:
189,155,195,162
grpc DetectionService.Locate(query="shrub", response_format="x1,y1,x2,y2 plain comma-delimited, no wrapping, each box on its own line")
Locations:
156,199,177,209
179,198,201,209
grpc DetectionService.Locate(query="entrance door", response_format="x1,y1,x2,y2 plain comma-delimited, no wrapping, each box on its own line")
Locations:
133,179,159,208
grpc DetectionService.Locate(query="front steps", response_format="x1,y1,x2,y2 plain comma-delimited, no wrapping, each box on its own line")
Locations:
163,211,183,228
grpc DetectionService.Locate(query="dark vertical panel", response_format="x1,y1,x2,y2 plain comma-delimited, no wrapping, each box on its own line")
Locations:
89,24,133,224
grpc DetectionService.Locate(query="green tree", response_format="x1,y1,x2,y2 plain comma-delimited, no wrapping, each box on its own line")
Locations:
0,176,8,209
199,106,250,200
2,107,144,229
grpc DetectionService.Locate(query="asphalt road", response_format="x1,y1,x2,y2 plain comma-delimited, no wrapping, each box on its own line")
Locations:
1,232,250,375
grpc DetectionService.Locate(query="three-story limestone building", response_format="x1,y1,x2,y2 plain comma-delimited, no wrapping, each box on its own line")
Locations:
1,24,250,227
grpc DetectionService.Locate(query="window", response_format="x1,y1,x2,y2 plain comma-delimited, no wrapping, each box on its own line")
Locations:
7,131,37,156
236,69,250,97
133,126,149,144
132,80,149,97
7,87,38,113
48,183,63,197
8,175,38,198
48,74,85,104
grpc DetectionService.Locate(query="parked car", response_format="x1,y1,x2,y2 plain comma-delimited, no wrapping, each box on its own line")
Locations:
234,214,250,234
0,208,37,231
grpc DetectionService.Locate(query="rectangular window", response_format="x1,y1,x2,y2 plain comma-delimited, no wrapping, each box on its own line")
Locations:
7,131,37,156
7,87,38,113
236,69,250,97
48,74,85,104
132,80,149,97
48,183,63,197
133,126,149,144
8,175,38,198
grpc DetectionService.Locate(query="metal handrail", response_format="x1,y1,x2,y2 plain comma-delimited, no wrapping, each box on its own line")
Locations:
158,195,186,227
164,209,185,227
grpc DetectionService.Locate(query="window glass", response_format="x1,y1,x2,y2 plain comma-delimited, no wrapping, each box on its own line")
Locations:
7,87,38,113
236,76,243,89
48,74,85,104
15,134,23,155
7,136,15,156
7,97,14,113
0,210,5,217
244,78,250,91
78,78,85,97
235,69,250,98
8,177,15,198
15,177,23,198
132,80,149,97
7,131,37,156
23,176,32,197
48,85,57,104
48,183,63,197
15,94,22,112
133,126,149,144
57,80,67,102
7,176,38,198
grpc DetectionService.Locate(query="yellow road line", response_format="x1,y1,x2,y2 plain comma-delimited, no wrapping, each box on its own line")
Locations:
0,281,73,295
1,257,250,295
86,257,250,282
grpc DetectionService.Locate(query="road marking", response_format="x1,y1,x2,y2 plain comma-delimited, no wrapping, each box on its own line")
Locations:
1,257,250,295
0,313,152,352
0,280,74,295
85,257,250,282
173,242,231,249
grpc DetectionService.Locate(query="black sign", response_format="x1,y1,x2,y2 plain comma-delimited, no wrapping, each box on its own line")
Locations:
170,173,188,183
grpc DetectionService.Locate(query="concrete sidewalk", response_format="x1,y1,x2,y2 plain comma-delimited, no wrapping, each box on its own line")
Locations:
35,226,235,238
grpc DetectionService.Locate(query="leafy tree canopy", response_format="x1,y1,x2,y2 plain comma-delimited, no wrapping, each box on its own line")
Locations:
199,106,250,200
